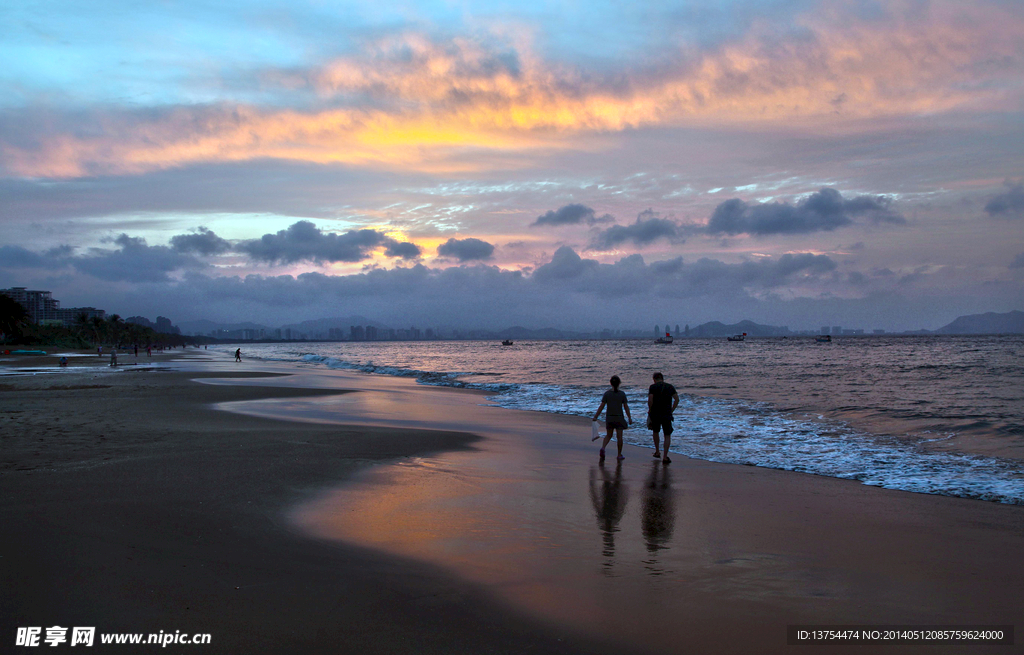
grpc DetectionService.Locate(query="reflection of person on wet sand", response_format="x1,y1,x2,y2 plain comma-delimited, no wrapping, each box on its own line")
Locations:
588,461,628,565
641,461,675,555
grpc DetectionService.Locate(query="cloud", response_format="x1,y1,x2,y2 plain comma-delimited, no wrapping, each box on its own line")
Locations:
705,188,904,236
236,221,418,264
984,182,1024,217
532,204,612,227
532,246,836,298
590,209,681,249
532,246,599,281
0,245,50,269
436,237,495,262
5,3,1023,179
170,227,231,255
384,241,422,259
74,234,201,283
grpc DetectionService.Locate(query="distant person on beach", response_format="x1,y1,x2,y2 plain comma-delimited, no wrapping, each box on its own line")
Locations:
134,344,138,357
97,345,102,357
648,372,679,464
110,348,117,367
234,348,242,362
593,375,632,461
59,356,68,367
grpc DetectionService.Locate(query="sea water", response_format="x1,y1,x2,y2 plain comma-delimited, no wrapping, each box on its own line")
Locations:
221,335,1024,504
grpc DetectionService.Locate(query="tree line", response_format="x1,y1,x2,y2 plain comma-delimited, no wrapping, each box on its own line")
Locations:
0,295,205,348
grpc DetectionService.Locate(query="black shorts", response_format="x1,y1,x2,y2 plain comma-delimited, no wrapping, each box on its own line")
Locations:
648,414,673,435
607,417,629,430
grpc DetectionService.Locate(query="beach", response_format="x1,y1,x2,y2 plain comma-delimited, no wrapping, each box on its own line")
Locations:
2,350,1022,654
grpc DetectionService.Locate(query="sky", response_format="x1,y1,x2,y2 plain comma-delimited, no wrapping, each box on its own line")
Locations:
1,0,1022,332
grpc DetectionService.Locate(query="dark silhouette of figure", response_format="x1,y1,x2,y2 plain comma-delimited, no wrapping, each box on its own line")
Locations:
589,461,628,572
234,348,241,362
648,372,679,463
593,375,632,461
641,462,675,558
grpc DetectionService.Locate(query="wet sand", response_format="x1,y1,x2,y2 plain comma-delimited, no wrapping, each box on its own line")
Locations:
2,351,1022,654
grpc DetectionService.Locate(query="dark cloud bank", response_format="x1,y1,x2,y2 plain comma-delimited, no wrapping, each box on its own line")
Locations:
985,183,1024,218
436,237,495,261
532,204,613,227
706,188,904,235
532,189,899,252
1,230,842,324
237,221,420,264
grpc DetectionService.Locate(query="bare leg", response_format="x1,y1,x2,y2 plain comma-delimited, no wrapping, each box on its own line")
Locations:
662,432,672,463
652,430,661,457
600,427,614,458
615,427,624,459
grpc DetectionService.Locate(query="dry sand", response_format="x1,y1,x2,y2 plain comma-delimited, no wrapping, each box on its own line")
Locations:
2,350,1022,654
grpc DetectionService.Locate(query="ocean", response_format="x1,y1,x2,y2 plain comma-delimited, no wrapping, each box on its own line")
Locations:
221,335,1024,505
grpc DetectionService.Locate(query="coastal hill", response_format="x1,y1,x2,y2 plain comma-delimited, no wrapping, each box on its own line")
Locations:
173,312,1024,339
935,310,1024,334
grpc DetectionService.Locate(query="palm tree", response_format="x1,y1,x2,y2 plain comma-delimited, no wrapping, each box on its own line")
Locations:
107,314,125,346
90,316,104,345
0,295,30,342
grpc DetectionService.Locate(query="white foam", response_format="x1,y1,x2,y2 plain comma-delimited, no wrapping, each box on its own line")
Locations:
246,346,1024,505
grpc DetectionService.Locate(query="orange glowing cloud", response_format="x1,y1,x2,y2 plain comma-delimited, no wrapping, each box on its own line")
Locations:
5,1,1021,179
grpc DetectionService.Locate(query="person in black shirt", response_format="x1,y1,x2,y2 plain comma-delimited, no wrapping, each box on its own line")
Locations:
648,372,679,464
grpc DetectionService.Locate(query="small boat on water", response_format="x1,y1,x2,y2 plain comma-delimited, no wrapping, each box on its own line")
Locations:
815,335,832,343
655,332,674,344
726,333,746,342
501,339,514,346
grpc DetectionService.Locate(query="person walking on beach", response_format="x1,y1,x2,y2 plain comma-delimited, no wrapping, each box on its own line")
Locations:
593,375,632,461
234,348,242,362
109,348,117,367
648,372,679,464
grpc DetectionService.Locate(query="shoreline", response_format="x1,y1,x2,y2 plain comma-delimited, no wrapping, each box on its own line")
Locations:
2,353,623,654
3,353,1023,653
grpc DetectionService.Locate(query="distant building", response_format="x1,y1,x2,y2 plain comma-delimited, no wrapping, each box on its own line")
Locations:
873,329,885,334
832,326,842,335
350,325,365,341
821,326,831,335
365,325,378,340
1,287,106,326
